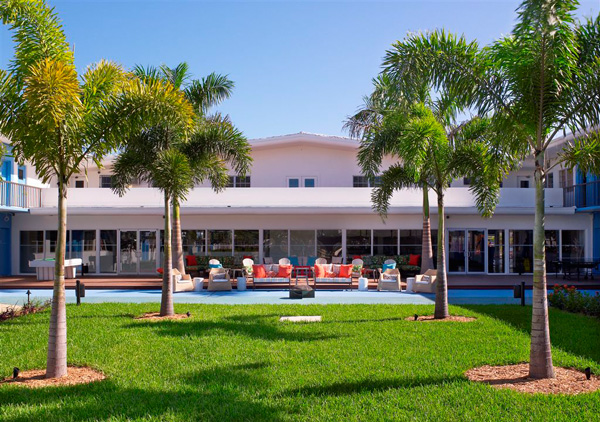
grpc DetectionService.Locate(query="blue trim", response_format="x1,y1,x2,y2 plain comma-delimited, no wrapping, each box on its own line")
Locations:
0,213,11,275
594,213,600,275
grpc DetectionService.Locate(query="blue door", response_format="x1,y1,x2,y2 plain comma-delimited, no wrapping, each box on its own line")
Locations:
1,161,11,206
0,227,10,276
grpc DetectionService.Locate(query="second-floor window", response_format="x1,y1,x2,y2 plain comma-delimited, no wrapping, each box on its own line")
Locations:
559,169,573,188
75,180,84,188
353,176,381,188
100,175,113,188
288,177,316,188
545,172,554,188
227,175,251,188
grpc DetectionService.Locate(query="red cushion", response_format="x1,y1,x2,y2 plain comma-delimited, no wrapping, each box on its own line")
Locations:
352,255,362,260
157,268,164,275
252,265,266,278
277,265,293,278
314,264,326,278
409,254,421,266
338,264,353,278
185,255,197,266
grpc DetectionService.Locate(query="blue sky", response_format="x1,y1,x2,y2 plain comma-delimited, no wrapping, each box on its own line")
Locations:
1,0,599,139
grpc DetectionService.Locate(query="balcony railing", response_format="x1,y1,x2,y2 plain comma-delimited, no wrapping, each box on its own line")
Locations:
563,181,600,208
0,179,42,209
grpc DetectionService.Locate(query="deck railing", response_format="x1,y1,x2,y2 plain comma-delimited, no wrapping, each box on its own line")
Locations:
0,179,42,209
563,181,600,208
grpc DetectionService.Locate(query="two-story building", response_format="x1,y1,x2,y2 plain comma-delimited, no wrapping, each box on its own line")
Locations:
0,132,596,279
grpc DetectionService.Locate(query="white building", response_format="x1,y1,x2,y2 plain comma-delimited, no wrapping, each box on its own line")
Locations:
1,132,596,277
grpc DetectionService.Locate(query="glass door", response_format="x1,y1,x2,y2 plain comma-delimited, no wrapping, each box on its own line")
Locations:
467,230,486,273
120,231,138,274
447,230,466,272
139,231,157,274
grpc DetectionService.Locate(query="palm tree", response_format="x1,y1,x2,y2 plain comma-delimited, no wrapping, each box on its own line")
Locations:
0,0,193,377
382,0,600,378
345,75,434,273
112,67,251,316
134,64,250,276
358,100,507,319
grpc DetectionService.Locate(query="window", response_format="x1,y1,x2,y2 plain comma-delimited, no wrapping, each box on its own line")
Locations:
227,175,251,188
287,178,300,188
353,176,382,188
70,230,97,273
559,168,574,188
19,231,43,273
99,230,117,273
100,175,113,188
304,178,316,188
509,230,533,273
17,166,25,181
545,172,554,188
182,230,205,256
234,230,259,260
288,177,317,188
487,230,504,273
263,230,288,261
317,230,342,260
545,230,559,272
373,230,398,256
75,180,84,188
208,230,232,257
463,177,471,186
520,180,530,188
562,230,584,260
346,230,371,257
400,230,424,256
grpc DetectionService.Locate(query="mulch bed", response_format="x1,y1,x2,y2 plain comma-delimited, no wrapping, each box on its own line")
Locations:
0,366,105,388
466,364,600,395
135,312,190,320
405,315,477,322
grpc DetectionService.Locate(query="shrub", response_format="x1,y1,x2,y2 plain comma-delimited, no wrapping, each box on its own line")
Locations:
548,285,600,318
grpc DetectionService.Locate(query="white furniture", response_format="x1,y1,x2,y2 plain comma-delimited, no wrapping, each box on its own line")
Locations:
29,258,82,281
237,276,247,290
193,277,204,291
413,269,438,293
358,277,369,291
406,277,416,293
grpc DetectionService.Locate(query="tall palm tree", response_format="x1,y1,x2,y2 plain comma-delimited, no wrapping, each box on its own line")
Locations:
382,0,600,378
345,75,434,273
134,64,250,275
357,99,508,319
0,0,193,378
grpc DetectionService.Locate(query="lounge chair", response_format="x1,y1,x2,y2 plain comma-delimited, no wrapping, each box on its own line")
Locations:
172,268,196,292
378,268,402,291
413,269,437,293
207,267,232,291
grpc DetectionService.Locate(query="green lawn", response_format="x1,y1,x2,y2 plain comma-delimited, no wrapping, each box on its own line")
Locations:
1,303,599,421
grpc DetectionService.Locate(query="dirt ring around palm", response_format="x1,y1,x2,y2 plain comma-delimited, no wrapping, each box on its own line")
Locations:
134,312,190,320
0,366,106,388
405,315,477,322
466,364,600,395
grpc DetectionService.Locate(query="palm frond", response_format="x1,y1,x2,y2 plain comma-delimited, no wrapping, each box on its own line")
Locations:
185,72,234,115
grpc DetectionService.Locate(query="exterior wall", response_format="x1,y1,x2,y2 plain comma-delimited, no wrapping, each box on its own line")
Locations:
0,213,11,275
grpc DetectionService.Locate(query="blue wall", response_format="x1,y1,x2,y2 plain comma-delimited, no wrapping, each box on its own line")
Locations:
0,212,11,276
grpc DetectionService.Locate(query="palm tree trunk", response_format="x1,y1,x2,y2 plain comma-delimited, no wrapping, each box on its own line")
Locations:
46,176,68,378
434,190,449,319
529,151,555,378
420,184,434,273
171,199,185,275
160,192,174,316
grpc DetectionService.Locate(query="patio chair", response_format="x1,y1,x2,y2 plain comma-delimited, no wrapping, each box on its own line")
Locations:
315,258,327,265
279,257,291,265
172,268,196,293
377,259,397,279
378,268,402,291
351,258,364,281
263,257,274,265
413,269,437,294
208,259,223,269
207,267,232,291
331,256,343,264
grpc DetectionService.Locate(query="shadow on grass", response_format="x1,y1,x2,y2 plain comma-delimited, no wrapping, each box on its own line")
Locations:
123,313,345,343
0,362,283,421
461,305,600,364
284,374,466,397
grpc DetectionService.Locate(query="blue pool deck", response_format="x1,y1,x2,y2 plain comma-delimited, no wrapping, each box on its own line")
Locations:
1,288,599,306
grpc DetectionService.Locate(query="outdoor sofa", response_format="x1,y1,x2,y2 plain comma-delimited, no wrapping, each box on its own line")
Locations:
313,263,353,289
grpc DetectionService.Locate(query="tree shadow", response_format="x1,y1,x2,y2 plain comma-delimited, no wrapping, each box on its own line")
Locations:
0,362,283,421
123,313,346,343
461,305,600,364
283,374,466,397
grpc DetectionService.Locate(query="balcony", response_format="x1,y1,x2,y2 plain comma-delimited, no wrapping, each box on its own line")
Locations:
564,181,600,209
0,179,42,211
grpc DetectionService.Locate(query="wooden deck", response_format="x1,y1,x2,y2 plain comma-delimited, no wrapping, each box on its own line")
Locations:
1,273,598,290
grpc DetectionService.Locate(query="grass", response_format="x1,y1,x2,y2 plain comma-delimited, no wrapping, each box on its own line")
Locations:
0,303,599,421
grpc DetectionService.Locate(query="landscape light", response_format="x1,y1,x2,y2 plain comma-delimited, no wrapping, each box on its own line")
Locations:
585,367,591,380
13,367,19,379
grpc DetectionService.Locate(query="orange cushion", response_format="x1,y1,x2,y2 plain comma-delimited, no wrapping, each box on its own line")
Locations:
314,264,326,278
252,265,266,278
185,255,197,266
409,254,421,266
277,265,293,278
338,264,352,278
